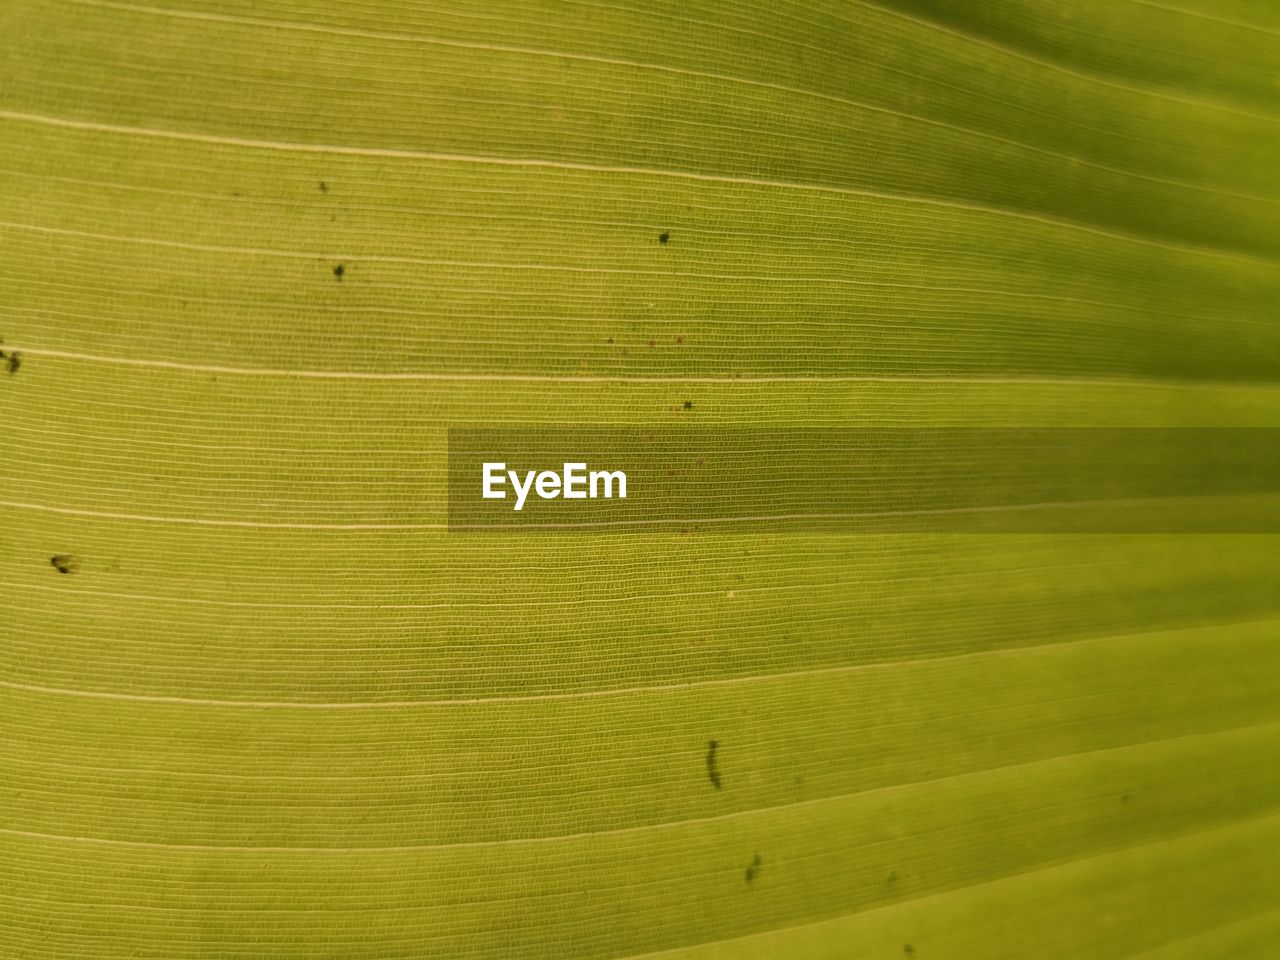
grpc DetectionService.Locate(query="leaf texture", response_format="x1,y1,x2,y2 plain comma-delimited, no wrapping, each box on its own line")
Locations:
2,1,1279,957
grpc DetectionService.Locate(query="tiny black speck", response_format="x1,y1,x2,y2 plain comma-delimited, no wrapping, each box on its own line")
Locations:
904,946,915,956
658,231,670,244
50,555,77,575
333,264,345,280
6,352,21,375
682,400,694,410
319,181,329,193
745,853,762,883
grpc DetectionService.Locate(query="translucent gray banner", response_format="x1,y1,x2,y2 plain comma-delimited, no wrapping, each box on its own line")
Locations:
447,428,1280,532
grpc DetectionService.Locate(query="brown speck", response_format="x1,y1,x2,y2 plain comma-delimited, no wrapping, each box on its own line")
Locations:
745,853,762,882
319,181,329,193
682,400,694,410
50,555,78,575
706,739,722,790
904,946,915,956
658,231,670,244
332,263,345,280
675,335,684,344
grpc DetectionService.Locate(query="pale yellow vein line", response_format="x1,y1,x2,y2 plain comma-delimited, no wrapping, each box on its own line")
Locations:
2,618,1276,709
0,109,1271,268
0,499,443,530
450,494,1238,531
0,576,916,611
1128,0,1280,38
1,720,1275,852
0,219,1120,287
618,808,1280,960
0,493,1250,534
856,0,1280,123
63,0,1280,206
1125,905,1280,960
7,345,1273,390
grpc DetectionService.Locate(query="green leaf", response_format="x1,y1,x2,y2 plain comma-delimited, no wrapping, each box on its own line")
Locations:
2,0,1278,956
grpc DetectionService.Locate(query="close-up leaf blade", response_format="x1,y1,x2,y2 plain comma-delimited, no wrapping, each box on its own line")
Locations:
2,1,1278,957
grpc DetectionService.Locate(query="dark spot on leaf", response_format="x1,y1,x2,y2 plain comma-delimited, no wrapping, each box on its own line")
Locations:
1122,793,1131,804
5,352,21,375
319,181,329,193
647,340,656,348
904,946,915,956
606,337,614,344
332,263,345,280
745,853,762,883
658,231,670,244
50,555,78,575
706,739,722,790
683,400,694,410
